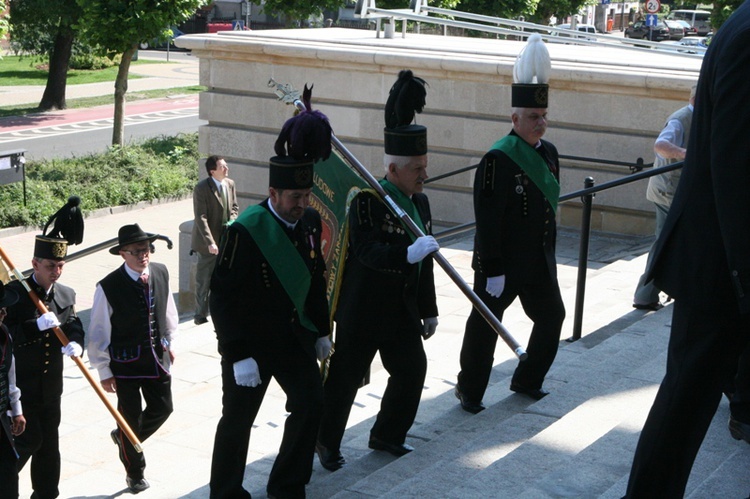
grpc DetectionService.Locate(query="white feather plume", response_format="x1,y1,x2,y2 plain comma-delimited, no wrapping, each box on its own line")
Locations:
513,33,551,84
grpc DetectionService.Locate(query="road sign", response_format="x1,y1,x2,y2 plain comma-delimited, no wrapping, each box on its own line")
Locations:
646,14,658,27
646,0,660,14
232,20,245,30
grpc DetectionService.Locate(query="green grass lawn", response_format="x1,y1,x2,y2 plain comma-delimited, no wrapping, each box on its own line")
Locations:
0,55,159,86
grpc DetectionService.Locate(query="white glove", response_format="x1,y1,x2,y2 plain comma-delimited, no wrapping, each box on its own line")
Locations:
233,357,261,387
485,275,506,298
61,341,82,358
315,336,333,361
407,236,439,264
36,311,60,331
422,317,438,340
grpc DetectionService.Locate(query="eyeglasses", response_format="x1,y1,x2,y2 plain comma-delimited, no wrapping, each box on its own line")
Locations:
121,248,150,257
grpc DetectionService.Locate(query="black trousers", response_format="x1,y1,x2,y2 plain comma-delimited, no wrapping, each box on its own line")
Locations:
209,342,323,499
625,299,750,498
112,372,173,480
1,418,19,499
14,398,61,499
458,272,565,402
318,313,427,450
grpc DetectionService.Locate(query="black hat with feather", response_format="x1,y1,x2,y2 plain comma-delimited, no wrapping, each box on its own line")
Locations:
270,84,332,190
384,70,428,157
34,196,84,261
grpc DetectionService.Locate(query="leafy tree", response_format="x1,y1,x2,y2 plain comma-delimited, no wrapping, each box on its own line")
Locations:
8,0,83,110
460,0,542,22
75,0,204,146
261,0,345,26
711,0,743,30
0,0,8,43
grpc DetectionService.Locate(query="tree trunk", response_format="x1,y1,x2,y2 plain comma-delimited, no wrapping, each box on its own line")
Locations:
112,45,137,147
38,32,75,111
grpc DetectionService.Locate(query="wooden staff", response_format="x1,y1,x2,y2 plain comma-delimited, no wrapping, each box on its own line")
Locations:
0,245,143,452
269,79,527,360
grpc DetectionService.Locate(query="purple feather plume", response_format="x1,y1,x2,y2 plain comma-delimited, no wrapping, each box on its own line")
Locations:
274,84,332,162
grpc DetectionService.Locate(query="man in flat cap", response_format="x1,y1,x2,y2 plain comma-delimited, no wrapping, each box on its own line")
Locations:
5,233,85,499
316,69,440,471
456,33,565,412
88,223,177,493
209,87,333,499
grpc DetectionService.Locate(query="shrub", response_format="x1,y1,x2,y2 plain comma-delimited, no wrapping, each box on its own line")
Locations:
0,133,199,230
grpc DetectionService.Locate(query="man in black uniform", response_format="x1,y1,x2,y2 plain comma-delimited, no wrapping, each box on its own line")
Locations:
316,70,439,471
5,234,85,499
0,281,25,499
209,88,333,499
455,34,565,413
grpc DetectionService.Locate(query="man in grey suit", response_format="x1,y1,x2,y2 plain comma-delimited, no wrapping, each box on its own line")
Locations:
625,3,750,496
191,155,239,325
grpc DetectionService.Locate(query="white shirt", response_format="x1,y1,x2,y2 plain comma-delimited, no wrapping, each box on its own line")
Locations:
88,264,178,381
8,354,22,417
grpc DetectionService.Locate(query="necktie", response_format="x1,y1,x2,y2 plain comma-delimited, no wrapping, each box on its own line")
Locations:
139,273,149,287
221,183,230,221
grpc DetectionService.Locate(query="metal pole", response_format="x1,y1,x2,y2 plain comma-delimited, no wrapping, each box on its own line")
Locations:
268,79,527,360
568,177,594,342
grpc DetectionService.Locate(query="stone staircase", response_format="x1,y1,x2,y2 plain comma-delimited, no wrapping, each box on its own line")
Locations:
232,231,750,499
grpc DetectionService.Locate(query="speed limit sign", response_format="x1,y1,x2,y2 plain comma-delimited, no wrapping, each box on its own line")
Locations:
646,0,660,14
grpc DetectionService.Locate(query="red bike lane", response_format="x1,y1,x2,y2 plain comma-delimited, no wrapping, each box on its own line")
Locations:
0,95,199,133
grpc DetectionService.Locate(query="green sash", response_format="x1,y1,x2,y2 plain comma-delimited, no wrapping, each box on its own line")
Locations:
491,135,560,213
379,178,426,242
233,205,318,332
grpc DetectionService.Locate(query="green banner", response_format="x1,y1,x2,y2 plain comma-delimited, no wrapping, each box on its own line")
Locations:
309,150,369,317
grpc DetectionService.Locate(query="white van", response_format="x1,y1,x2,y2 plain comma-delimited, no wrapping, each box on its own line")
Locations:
667,10,711,35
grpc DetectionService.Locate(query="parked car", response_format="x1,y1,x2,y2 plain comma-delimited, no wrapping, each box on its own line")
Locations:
550,23,598,41
667,9,712,36
660,37,708,54
139,26,184,50
673,19,698,36
625,20,682,41
664,20,686,40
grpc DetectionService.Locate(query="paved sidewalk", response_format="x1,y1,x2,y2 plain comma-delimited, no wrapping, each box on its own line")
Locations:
3,196,659,498
0,54,199,109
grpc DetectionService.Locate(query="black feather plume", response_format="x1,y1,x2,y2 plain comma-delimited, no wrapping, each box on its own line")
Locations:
274,84,333,162
384,69,428,129
43,196,84,245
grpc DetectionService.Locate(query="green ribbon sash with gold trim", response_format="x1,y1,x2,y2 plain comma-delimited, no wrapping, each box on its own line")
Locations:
233,205,318,332
491,135,560,213
379,178,426,241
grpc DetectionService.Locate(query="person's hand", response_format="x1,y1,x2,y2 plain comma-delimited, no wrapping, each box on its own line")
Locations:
61,341,82,358
407,236,439,264
209,243,219,255
101,377,117,393
233,357,261,387
315,336,333,361
11,414,26,436
422,317,438,340
36,311,60,331
486,275,506,298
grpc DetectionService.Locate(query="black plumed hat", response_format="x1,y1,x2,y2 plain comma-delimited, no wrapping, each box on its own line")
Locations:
384,70,428,156
34,196,85,261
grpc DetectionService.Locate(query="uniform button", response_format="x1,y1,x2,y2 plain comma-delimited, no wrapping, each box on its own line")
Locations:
45,343,50,347
45,360,49,365
43,369,48,374
45,352,50,356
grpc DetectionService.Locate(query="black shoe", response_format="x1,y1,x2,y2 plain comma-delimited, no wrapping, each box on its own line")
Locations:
510,383,549,400
315,442,346,471
194,316,209,325
729,415,750,444
110,429,122,453
454,385,485,414
633,302,664,311
126,476,150,493
368,435,414,456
